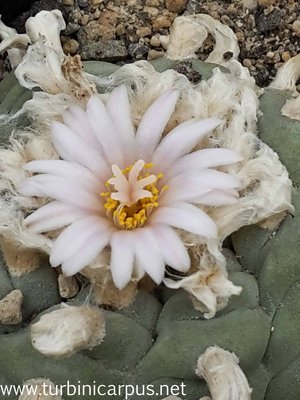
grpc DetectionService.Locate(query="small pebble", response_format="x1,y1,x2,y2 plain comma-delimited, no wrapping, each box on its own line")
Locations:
64,22,80,35
147,49,165,60
235,31,245,42
258,0,275,6
243,58,253,68
89,0,103,5
81,40,128,60
78,0,89,7
63,39,79,54
150,34,161,47
256,8,282,32
80,15,90,26
116,23,126,36
0,290,23,325
63,0,74,5
144,6,159,16
221,15,233,27
58,275,79,299
281,50,291,61
223,51,233,60
92,8,101,19
165,0,188,13
136,27,152,37
69,9,83,24
145,0,161,6
242,0,257,10
128,43,150,59
292,20,300,37
153,16,172,30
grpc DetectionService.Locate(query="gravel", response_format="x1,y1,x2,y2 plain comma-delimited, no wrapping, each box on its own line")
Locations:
2,0,300,87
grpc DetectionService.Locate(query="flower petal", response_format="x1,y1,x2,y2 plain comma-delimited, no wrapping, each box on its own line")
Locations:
50,215,111,268
133,228,165,284
61,228,113,276
86,94,124,166
160,169,240,206
51,121,110,177
19,175,102,211
150,224,190,272
164,148,243,180
159,184,211,206
63,105,103,151
197,190,239,206
24,160,100,192
136,90,179,161
24,201,90,233
149,203,217,238
167,169,240,195
152,118,221,170
106,86,135,163
110,230,134,289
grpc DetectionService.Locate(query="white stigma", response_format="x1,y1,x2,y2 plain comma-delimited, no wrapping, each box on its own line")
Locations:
108,160,157,207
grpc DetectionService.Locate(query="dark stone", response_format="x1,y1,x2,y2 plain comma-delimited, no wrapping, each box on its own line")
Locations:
78,0,89,7
254,68,272,87
255,8,282,33
81,40,128,61
128,43,149,59
173,60,202,83
223,51,233,61
63,22,80,36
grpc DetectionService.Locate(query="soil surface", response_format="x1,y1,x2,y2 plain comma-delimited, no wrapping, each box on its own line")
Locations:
1,0,300,87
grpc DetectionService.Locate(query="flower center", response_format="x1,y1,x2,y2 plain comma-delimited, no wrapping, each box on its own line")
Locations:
101,160,166,230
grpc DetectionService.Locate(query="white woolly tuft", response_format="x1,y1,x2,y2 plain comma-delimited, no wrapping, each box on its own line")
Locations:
269,54,300,92
25,10,66,59
164,263,242,319
196,346,252,400
166,15,239,63
269,54,300,121
0,18,29,68
31,304,106,356
18,378,63,400
15,39,69,94
281,96,300,121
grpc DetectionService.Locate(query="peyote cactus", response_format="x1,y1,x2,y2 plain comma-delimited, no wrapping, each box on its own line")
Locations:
0,10,299,400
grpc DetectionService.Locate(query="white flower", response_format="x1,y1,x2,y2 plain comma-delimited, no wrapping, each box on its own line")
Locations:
19,87,241,289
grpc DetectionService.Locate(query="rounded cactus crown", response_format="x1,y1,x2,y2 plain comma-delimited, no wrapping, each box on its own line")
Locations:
0,10,299,400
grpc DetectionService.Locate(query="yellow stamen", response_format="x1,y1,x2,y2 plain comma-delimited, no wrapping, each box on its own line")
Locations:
101,162,166,230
